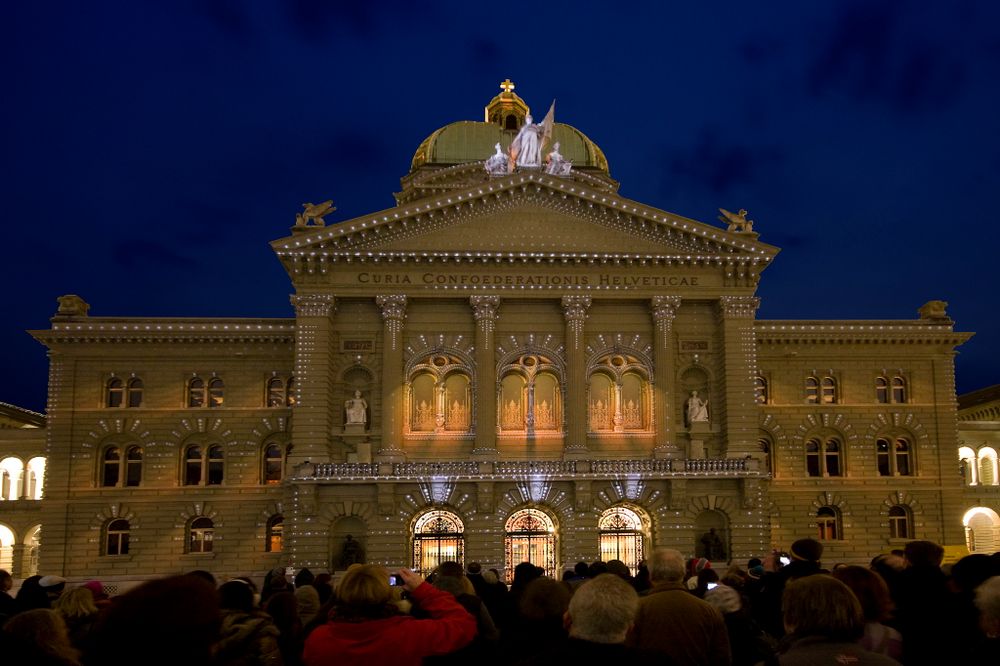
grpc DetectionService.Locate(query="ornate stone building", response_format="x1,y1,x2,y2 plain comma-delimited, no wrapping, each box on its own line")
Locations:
9,83,982,585
957,384,1000,553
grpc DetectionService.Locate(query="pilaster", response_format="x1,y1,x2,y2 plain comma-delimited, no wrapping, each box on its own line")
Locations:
470,296,501,459
288,294,337,467
717,296,760,457
376,295,407,461
562,296,591,457
651,296,682,458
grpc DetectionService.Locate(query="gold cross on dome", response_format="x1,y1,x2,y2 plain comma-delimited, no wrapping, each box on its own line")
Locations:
500,79,515,93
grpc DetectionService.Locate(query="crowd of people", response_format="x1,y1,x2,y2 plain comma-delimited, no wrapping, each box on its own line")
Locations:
2,538,1000,665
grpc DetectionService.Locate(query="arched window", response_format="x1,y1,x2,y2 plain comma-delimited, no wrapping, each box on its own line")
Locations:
805,376,819,404
759,437,774,476
588,373,614,431
189,517,214,553
755,376,768,405
504,508,556,583
208,378,225,407
598,506,644,575
888,506,910,540
25,457,45,499
891,376,907,403
188,378,206,408
806,438,842,477
964,507,1000,554
184,445,223,486
979,448,998,486
266,515,283,553
127,378,143,407
412,510,465,577
821,376,838,404
267,378,286,407
498,354,563,434
105,519,130,556
877,438,912,477
0,525,14,571
959,446,978,485
875,376,889,404
286,377,297,406
817,506,841,540
443,373,471,431
107,378,124,407
0,458,24,501
262,443,284,485
101,446,142,487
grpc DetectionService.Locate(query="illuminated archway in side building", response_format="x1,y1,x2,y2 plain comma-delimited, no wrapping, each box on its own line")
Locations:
964,507,1000,554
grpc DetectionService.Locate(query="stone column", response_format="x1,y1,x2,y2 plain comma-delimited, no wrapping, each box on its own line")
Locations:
717,296,760,457
651,296,682,458
376,295,407,461
288,294,337,467
562,296,591,457
470,296,500,460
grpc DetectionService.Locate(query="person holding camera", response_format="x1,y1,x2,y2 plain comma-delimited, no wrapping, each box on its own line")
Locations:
303,566,476,666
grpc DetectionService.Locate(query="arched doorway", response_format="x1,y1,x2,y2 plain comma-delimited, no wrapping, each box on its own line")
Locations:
411,509,465,576
598,506,647,574
504,508,557,582
964,507,1000,554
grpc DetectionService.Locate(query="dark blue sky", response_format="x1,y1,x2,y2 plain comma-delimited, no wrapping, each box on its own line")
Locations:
3,2,998,413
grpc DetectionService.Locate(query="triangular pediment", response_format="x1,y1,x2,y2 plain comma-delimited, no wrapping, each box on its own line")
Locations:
273,172,779,268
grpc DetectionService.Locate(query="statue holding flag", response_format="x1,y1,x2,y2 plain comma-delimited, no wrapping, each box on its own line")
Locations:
509,101,555,169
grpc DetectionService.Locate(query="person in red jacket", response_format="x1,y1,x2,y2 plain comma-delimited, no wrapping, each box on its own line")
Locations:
303,565,476,666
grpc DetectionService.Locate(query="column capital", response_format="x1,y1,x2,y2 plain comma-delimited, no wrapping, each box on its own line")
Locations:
470,296,501,331
718,295,760,319
651,296,682,325
290,294,336,317
376,295,407,352
561,295,592,322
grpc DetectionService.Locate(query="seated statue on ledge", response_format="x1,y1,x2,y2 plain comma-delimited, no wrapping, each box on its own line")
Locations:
685,390,709,426
544,141,572,176
345,390,367,425
485,142,509,176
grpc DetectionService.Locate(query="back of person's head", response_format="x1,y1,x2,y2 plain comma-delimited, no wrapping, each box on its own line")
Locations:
704,584,742,615
263,591,299,631
54,586,99,620
782,575,863,642
436,561,465,579
605,559,631,580
0,568,12,591
294,567,315,588
512,561,543,588
185,569,217,587
218,580,255,613
649,548,686,583
2,608,79,664
951,554,997,594
14,575,49,610
974,576,1000,626
88,575,220,666
831,565,893,623
568,574,638,644
334,564,394,620
903,540,944,568
519,577,570,624
790,538,823,564
588,561,609,578
432,575,466,598
466,561,482,575
574,561,590,578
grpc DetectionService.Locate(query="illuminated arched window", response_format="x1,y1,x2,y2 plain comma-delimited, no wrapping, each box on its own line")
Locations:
26,457,45,499
443,373,471,431
598,506,645,575
410,373,437,432
105,519,130,556
266,515,283,553
888,506,910,540
0,458,24,501
817,506,841,540
964,507,1000,554
107,378,124,407
588,373,614,431
412,510,465,577
498,354,563,434
979,448,998,486
959,446,977,485
755,376,768,405
25,525,40,576
504,508,556,583
262,443,285,485
0,525,14,571
189,516,214,553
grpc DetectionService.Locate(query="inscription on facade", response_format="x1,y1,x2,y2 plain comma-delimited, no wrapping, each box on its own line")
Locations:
341,339,375,352
356,272,703,287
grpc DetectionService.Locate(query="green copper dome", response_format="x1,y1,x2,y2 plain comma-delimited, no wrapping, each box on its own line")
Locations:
409,81,609,173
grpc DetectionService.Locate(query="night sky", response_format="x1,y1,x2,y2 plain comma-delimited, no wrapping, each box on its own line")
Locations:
4,2,998,414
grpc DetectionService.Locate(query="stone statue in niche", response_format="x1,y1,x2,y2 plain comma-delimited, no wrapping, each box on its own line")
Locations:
345,390,368,425
544,141,572,176
339,534,365,568
485,142,509,176
685,390,709,426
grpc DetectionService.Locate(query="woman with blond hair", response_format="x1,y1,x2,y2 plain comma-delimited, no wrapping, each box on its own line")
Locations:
54,587,100,654
1,607,82,665
303,566,475,666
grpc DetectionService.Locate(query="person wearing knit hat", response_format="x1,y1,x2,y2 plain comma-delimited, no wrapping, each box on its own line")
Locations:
790,538,823,563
